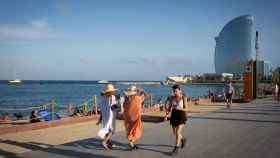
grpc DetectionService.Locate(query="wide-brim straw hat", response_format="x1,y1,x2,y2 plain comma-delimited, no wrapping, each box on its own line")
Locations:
102,84,118,94
124,85,138,96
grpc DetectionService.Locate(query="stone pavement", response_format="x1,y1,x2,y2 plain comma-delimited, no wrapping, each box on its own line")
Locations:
4,98,280,158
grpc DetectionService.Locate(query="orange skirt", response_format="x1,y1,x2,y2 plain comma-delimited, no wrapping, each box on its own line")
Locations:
123,95,144,142
124,116,142,142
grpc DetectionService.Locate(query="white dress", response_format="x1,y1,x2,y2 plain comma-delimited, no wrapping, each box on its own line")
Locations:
97,95,117,139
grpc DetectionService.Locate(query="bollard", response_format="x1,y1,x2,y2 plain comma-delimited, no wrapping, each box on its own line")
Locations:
150,93,153,108
51,99,56,121
93,95,98,115
67,100,73,114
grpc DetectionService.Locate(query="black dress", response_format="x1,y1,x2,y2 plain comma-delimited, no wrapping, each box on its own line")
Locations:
169,97,187,126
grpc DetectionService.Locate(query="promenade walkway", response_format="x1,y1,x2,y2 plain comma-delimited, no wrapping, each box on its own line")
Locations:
4,98,280,158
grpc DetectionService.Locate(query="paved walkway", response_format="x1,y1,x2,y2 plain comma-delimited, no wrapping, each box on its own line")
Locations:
5,98,280,158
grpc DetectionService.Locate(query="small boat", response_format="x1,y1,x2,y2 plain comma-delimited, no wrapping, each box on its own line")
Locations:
8,79,22,84
9,69,22,84
98,80,109,84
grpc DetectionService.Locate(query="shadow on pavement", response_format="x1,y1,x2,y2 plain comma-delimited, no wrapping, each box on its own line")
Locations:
0,148,23,158
190,116,280,124
0,139,118,158
137,143,174,156
210,111,280,116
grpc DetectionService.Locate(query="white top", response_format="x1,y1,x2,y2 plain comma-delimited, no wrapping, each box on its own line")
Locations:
171,98,184,110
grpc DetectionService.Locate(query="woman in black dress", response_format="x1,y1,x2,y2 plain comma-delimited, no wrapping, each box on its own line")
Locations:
164,84,188,155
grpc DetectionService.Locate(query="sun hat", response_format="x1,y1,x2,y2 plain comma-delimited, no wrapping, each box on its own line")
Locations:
101,84,118,94
124,85,138,96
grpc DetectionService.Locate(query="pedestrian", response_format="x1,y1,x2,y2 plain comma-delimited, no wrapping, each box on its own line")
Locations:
164,84,188,155
123,85,145,150
274,84,279,100
96,84,118,150
277,82,280,102
225,81,235,108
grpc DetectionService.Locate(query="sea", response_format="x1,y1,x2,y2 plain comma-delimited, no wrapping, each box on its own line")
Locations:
0,80,225,116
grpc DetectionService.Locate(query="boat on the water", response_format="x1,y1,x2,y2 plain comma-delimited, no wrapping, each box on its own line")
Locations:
8,79,22,84
97,80,109,84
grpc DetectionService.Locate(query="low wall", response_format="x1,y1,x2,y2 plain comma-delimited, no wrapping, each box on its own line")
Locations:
0,106,164,135
0,115,98,135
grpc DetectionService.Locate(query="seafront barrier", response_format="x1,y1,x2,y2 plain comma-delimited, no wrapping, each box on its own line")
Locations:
0,94,215,135
0,92,215,119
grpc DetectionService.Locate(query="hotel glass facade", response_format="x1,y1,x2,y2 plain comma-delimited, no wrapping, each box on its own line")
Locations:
215,15,254,74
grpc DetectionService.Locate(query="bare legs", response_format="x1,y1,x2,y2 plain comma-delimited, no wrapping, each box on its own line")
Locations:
171,124,185,154
102,131,113,149
172,124,184,146
226,95,232,109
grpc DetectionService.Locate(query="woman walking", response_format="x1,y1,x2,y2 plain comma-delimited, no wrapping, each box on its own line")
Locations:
97,84,118,149
123,85,145,150
164,84,188,155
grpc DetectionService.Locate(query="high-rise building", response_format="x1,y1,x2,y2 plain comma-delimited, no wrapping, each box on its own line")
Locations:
215,15,254,74
258,60,273,80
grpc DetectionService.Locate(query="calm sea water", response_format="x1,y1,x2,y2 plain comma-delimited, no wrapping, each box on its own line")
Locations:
0,80,225,115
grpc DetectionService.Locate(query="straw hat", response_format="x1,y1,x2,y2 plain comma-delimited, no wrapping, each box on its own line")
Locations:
124,85,138,96
101,84,118,94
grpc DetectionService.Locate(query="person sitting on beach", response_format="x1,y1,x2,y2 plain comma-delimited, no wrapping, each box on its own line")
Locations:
30,110,41,123
14,112,23,120
164,84,188,155
96,84,119,150
123,85,145,150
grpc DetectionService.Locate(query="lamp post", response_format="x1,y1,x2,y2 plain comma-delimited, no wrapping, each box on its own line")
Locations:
255,31,260,98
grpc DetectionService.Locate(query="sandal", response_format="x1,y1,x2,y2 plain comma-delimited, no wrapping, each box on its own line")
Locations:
107,141,116,149
102,141,109,150
129,144,138,150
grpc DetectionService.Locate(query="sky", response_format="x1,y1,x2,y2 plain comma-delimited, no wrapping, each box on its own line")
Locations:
0,0,279,80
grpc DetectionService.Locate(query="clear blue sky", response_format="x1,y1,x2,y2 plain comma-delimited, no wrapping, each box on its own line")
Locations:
0,0,279,80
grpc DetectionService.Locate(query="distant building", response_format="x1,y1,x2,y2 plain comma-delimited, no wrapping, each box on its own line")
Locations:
257,60,273,80
203,73,234,82
165,75,193,84
215,15,254,74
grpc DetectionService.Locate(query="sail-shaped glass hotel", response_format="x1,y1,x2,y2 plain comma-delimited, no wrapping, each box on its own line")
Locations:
215,15,254,74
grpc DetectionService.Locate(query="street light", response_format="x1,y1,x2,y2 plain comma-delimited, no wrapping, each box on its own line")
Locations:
255,31,260,98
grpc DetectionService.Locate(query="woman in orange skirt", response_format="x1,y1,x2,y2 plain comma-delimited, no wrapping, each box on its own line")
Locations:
123,85,145,150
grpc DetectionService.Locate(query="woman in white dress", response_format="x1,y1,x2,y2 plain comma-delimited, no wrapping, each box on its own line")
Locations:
97,84,118,149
